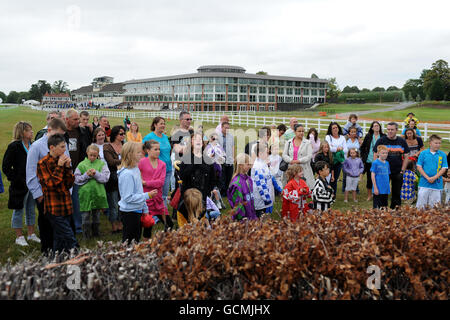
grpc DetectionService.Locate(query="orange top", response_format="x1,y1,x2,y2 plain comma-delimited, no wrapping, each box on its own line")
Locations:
126,131,142,143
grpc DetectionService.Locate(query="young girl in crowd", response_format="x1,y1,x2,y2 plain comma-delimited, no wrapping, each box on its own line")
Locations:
74,144,110,239
282,164,311,223
268,144,283,192
307,128,321,160
342,148,364,203
227,153,257,221
314,141,334,183
139,140,173,241
312,161,335,211
252,142,282,217
126,122,142,143
177,188,205,228
117,142,157,244
92,127,107,162
443,169,450,204
400,160,418,205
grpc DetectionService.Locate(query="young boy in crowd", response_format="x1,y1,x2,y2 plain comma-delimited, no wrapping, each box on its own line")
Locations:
312,161,335,211
371,145,391,209
416,135,448,209
36,133,78,254
343,114,364,140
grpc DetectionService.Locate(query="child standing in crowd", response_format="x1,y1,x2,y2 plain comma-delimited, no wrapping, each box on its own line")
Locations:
282,164,311,222
36,134,78,254
400,160,418,205
227,153,257,221
74,145,110,239
314,141,334,183
343,114,364,140
371,145,391,209
312,161,335,211
177,188,204,228
268,144,283,192
443,169,450,204
403,112,419,126
139,140,173,241
251,142,282,217
342,148,364,203
416,135,448,209
117,142,157,244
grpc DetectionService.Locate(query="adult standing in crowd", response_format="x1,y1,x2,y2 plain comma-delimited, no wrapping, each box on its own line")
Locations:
283,118,298,142
143,117,172,205
35,111,61,141
92,116,100,131
325,122,348,195
178,132,218,214
26,118,69,254
246,126,271,164
3,122,40,246
126,122,142,143
373,122,410,209
172,111,194,161
103,125,126,233
79,110,93,141
99,116,111,138
215,115,230,135
404,128,424,157
360,121,385,201
282,124,315,189
217,121,234,196
65,109,91,234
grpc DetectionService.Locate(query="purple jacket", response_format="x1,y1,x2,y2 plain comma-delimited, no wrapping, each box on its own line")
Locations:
343,157,364,177
227,174,257,221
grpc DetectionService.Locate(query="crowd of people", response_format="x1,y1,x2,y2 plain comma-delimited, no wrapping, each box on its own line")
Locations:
1,110,449,255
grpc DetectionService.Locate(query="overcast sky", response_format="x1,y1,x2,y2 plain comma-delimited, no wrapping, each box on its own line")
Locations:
1,0,449,93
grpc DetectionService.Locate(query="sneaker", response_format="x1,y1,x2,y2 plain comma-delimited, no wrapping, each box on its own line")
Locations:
15,236,28,247
343,200,348,203
27,234,41,243
354,200,358,203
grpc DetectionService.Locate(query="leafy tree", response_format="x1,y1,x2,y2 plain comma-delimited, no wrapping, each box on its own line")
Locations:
360,88,371,93
29,80,52,101
402,79,423,100
0,91,6,103
415,94,422,102
386,86,399,91
326,77,340,102
372,87,385,92
350,86,360,93
342,85,360,93
423,59,450,101
52,80,69,94
6,91,20,103
311,73,319,79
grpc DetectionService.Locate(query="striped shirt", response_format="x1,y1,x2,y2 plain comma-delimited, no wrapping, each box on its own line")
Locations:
312,177,335,211
36,154,75,216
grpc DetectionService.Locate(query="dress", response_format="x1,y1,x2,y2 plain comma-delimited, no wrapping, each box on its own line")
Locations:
227,174,257,221
282,178,311,222
138,158,168,216
400,169,417,202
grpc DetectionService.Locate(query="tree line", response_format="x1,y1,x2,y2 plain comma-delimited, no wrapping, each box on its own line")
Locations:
0,80,69,104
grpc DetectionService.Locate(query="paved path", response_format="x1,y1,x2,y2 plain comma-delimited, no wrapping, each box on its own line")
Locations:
336,101,417,119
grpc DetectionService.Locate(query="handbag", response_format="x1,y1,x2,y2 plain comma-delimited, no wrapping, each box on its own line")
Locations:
141,213,155,228
279,159,289,172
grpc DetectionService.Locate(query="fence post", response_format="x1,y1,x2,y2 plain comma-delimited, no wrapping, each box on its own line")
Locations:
318,118,321,133
424,123,428,141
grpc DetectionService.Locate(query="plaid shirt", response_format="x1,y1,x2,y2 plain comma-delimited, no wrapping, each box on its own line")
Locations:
36,154,75,216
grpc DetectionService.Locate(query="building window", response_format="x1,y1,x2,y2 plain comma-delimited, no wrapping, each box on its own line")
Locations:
303,82,310,87
295,88,301,95
277,96,284,102
268,87,275,94
295,81,301,87
303,89,310,95
259,96,266,102
258,87,266,94
249,86,257,93
240,86,247,93
204,94,213,101
239,95,247,102
228,94,237,102
228,85,237,93
215,85,226,92
286,88,293,95
204,85,214,92
319,89,325,96
311,82,318,88
249,95,256,102
195,94,202,101
277,80,285,86
312,89,318,96
215,94,225,101
277,88,284,94
286,81,293,86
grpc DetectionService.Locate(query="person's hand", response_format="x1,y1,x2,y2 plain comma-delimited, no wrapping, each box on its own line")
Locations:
37,196,44,203
331,177,335,182
58,155,68,167
373,188,379,196
64,157,71,168
148,189,158,198
427,176,437,184
142,180,147,186
337,147,343,151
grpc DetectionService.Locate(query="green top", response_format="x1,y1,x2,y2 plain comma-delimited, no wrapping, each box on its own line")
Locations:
77,158,108,212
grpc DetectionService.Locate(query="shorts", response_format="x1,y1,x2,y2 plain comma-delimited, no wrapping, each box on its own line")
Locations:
416,187,441,209
345,176,360,191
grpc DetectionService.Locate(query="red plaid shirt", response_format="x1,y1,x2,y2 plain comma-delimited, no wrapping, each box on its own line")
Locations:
36,154,75,216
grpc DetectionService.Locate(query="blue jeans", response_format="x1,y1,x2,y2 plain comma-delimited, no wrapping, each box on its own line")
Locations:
106,191,120,223
71,184,82,233
331,162,342,195
11,191,36,229
163,170,172,206
48,214,78,253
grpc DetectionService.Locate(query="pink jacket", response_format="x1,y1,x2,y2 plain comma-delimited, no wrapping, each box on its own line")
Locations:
138,158,168,216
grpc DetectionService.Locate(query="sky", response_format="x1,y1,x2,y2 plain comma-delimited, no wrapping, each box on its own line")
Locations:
0,0,449,93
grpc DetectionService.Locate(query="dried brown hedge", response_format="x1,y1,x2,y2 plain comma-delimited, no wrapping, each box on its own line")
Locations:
0,206,448,300
137,206,449,300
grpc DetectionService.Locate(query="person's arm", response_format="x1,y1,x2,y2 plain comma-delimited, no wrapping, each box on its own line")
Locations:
104,145,121,167
145,162,166,189
74,167,91,186
118,173,150,206
253,168,272,205
36,160,65,189
93,163,110,184
26,145,43,200
1,143,15,181
371,172,379,195
400,140,410,172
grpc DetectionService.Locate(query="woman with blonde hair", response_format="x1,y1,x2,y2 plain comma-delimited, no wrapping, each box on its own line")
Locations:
117,141,157,244
177,188,204,227
2,121,40,246
126,122,142,142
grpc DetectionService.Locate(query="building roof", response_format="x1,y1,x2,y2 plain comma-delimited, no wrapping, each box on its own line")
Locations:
124,70,328,85
43,92,70,97
197,65,246,73
72,83,124,95
71,85,93,94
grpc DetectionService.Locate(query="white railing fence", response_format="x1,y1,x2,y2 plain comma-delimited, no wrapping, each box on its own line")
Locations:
30,106,450,142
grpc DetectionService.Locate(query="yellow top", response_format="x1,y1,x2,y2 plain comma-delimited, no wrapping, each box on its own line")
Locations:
126,131,142,143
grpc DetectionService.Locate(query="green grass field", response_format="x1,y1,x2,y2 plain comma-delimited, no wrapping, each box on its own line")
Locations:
0,106,449,265
365,106,450,122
